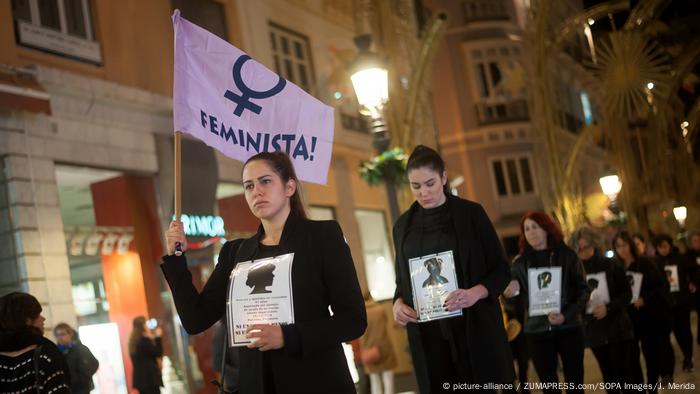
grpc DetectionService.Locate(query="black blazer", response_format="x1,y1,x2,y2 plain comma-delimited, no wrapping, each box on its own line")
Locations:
161,215,366,394
393,195,515,389
130,336,163,390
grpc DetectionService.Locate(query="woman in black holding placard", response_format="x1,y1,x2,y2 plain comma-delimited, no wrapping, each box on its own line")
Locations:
161,151,366,394
391,145,514,393
613,231,674,390
504,212,590,394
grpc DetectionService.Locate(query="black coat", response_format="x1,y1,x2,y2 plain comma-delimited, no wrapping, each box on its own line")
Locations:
61,341,99,394
624,257,673,336
511,242,590,333
161,215,366,394
655,250,693,306
581,253,633,348
393,195,515,389
130,336,163,390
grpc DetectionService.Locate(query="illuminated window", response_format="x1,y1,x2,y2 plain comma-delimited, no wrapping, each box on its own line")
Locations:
355,209,395,301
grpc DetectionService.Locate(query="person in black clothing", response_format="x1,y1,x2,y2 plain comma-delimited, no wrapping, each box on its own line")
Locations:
613,231,674,391
653,234,694,371
128,316,163,394
0,292,70,393
391,145,514,393
569,227,633,393
162,151,366,394
504,212,590,394
54,322,99,393
684,231,700,345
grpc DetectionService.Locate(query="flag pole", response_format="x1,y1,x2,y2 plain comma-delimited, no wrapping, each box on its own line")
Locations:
174,131,183,256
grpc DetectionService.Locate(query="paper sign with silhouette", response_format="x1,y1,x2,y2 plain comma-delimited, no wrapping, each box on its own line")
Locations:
664,265,679,293
527,267,562,316
227,253,294,346
409,251,462,322
626,271,643,303
585,272,610,314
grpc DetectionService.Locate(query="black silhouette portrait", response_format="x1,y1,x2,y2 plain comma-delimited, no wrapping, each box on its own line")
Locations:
627,274,635,288
246,263,276,294
422,257,449,288
537,271,552,290
587,278,599,291
665,268,675,286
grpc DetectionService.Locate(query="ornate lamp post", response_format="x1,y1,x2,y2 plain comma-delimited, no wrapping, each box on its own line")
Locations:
350,34,400,223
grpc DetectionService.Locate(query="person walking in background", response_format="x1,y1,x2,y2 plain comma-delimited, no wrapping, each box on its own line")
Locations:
569,227,633,393
391,145,514,393
504,212,590,394
54,322,99,394
162,151,366,394
0,292,70,393
653,234,694,371
128,316,163,394
633,233,656,258
361,294,397,394
614,231,674,391
685,231,700,345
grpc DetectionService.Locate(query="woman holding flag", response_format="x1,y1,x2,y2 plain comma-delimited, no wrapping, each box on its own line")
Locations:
161,151,366,394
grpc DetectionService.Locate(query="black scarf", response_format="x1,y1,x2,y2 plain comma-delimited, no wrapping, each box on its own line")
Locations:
0,330,44,352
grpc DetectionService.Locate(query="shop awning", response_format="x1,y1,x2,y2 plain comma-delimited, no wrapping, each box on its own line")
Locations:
0,67,51,114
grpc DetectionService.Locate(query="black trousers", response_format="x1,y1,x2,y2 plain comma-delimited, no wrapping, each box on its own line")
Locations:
639,333,675,388
527,327,585,394
627,339,645,387
671,304,693,360
591,341,632,394
511,331,530,392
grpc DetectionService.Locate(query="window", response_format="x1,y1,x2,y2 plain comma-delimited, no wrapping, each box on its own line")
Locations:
172,0,228,40
309,206,335,221
355,209,394,301
490,156,536,197
11,0,101,63
269,23,315,93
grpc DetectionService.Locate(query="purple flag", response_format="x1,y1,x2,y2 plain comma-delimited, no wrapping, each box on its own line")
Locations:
172,10,334,184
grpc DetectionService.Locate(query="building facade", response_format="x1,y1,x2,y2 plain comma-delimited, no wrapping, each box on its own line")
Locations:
429,0,610,254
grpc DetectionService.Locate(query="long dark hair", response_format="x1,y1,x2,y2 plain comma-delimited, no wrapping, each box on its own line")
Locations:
518,211,564,254
406,145,451,195
612,231,639,261
0,292,42,335
243,151,307,220
128,316,146,355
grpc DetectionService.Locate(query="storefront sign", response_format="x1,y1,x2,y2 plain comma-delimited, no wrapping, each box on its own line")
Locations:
179,214,226,237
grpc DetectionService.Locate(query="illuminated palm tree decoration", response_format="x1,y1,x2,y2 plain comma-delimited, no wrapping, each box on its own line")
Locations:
590,31,671,118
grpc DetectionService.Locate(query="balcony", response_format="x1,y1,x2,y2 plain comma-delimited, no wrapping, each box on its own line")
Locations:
475,99,529,125
461,0,510,23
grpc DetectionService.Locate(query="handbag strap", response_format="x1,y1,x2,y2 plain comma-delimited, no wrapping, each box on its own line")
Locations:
32,345,43,394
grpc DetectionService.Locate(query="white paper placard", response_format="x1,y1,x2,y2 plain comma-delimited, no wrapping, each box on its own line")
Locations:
586,272,610,314
409,251,462,322
627,271,643,303
227,253,295,346
664,265,680,293
527,267,562,316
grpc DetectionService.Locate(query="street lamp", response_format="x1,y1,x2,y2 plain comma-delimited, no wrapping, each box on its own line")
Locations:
673,205,687,229
350,34,400,222
599,174,622,200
